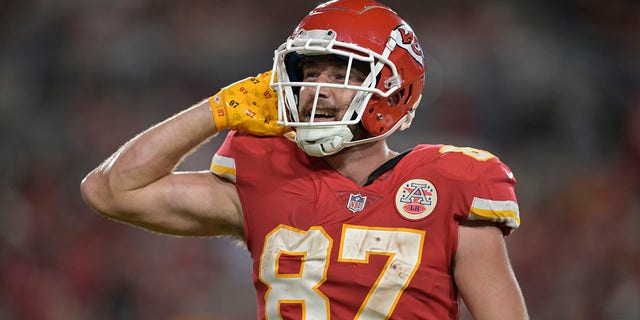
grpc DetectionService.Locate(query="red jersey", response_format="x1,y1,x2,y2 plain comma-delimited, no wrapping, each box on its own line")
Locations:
211,132,520,320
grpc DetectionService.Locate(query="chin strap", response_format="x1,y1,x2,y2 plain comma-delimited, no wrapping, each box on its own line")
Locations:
295,111,415,157
295,126,353,157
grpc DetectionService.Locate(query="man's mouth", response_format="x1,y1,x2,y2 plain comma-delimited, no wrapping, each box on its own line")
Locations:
303,108,340,122
312,110,337,122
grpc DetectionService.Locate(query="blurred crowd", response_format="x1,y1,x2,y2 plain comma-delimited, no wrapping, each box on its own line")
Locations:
1,0,638,319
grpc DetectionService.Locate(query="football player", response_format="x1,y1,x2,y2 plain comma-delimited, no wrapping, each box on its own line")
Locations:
81,0,529,319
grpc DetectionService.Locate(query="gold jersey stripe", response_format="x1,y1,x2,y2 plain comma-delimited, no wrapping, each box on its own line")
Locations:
469,197,520,230
210,154,237,183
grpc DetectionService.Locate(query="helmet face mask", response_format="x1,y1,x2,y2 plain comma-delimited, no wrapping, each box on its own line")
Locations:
270,0,425,156
273,29,399,127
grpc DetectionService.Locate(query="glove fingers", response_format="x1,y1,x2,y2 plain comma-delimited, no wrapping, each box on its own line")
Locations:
214,70,290,136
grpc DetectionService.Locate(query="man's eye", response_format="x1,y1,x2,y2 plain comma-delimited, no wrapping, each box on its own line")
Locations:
348,70,367,82
303,72,319,80
349,75,365,84
332,73,347,81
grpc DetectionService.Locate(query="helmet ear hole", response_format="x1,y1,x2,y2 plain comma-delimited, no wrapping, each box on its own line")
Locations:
387,92,402,107
388,90,403,107
401,85,413,105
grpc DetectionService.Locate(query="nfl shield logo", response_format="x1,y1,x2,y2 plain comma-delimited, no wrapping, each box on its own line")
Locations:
347,193,367,213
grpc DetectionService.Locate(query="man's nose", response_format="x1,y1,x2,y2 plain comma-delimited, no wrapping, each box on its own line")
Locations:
308,74,332,98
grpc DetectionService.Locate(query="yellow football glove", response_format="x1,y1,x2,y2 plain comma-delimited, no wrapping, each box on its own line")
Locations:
208,70,290,136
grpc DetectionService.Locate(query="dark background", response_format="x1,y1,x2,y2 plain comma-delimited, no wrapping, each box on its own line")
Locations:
1,0,638,319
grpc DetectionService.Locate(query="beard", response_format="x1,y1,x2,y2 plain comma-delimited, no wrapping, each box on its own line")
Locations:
295,98,373,142
348,122,373,141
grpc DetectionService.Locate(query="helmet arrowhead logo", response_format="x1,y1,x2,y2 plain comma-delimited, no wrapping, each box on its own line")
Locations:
394,24,424,66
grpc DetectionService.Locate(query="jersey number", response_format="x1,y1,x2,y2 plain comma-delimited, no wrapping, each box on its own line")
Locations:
439,145,495,161
259,224,425,319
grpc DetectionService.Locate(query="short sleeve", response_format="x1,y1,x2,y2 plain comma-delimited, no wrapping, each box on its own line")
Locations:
467,160,520,235
210,131,238,183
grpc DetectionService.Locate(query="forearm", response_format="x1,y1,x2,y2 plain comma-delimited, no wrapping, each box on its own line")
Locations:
82,99,218,210
80,71,285,235
105,99,217,191
81,71,283,225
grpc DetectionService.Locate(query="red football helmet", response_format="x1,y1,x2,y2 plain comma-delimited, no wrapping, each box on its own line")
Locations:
271,0,426,156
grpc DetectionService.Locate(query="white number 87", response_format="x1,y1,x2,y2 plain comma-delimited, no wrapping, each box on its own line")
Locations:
259,224,426,319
